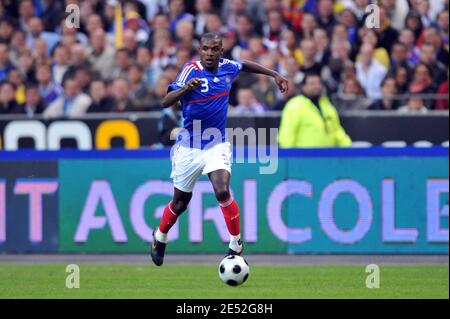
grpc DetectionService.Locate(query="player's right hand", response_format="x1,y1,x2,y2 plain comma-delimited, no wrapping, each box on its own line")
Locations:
185,78,202,91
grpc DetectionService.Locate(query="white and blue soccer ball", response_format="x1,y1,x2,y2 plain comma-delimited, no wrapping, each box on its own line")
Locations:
218,255,250,286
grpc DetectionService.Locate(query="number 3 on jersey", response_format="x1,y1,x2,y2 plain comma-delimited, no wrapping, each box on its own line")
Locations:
200,78,209,93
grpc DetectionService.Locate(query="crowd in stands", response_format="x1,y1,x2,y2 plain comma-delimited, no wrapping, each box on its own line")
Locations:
0,0,449,120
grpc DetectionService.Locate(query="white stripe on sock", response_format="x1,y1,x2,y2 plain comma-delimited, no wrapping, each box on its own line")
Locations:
219,197,234,208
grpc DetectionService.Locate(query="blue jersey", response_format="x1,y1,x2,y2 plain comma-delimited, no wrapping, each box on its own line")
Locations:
168,58,243,149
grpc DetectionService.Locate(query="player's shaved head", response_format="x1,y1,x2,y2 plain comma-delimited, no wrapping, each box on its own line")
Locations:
200,32,223,44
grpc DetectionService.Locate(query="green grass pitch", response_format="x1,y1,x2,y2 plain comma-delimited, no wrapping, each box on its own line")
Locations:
0,264,447,299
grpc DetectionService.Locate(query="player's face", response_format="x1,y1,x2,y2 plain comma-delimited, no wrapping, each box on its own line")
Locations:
199,39,223,70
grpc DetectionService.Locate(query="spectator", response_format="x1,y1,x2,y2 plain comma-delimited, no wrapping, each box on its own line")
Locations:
8,68,26,104
405,10,424,40
312,27,331,66
146,13,171,49
331,23,350,44
0,81,20,114
43,77,92,118
194,0,214,36
356,43,388,100
36,63,62,107
70,44,90,68
419,26,449,66
409,62,437,109
434,78,449,110
127,63,154,110
317,0,337,34
357,27,390,69
174,48,194,71
399,28,421,66
0,43,13,81
369,76,400,110
419,43,448,85
0,17,14,45
136,46,157,89
123,6,150,44
161,64,180,83
88,28,115,80
381,0,410,31
51,45,70,85
338,8,358,44
34,38,51,65
9,30,28,67
232,88,266,115
279,29,302,65
300,12,317,40
251,55,279,109
58,18,88,47
262,9,288,50
321,40,353,95
152,76,173,110
205,12,227,35
248,35,267,57
223,0,249,31
334,76,370,111
21,82,46,117
72,65,93,94
299,38,322,75
435,10,449,49
391,64,412,95
411,0,433,27
169,0,195,33
347,0,371,24
235,13,254,49
110,77,136,113
123,29,139,59
85,14,105,38
16,49,35,83
111,48,131,79
175,20,198,52
17,0,36,31
26,17,60,54
278,73,352,148
37,0,64,32
87,79,116,113
390,42,410,68
377,5,399,53
222,30,237,60
150,29,176,79
397,95,428,114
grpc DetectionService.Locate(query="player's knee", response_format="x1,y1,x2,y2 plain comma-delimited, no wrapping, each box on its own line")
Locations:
172,200,189,215
215,190,230,202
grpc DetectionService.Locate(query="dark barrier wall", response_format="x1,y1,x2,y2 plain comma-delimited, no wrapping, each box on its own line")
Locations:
0,148,448,254
0,113,448,150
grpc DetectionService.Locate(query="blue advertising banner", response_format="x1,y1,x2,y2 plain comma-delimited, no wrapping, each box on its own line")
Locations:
285,157,448,253
0,148,448,254
0,161,58,252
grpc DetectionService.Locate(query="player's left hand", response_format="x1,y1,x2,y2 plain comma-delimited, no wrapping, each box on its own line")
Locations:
274,74,289,94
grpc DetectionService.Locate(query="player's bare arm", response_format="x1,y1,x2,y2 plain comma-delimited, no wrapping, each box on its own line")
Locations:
241,60,289,93
161,78,202,108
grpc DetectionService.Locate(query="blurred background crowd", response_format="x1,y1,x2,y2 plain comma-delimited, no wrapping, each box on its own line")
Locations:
0,0,448,119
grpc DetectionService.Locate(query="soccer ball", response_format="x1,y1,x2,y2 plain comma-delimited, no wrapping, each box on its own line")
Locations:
218,255,250,286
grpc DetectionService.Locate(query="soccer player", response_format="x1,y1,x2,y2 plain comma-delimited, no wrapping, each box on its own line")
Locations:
151,33,288,266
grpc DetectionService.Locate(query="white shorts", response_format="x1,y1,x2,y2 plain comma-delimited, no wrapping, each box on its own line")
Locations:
170,142,232,193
